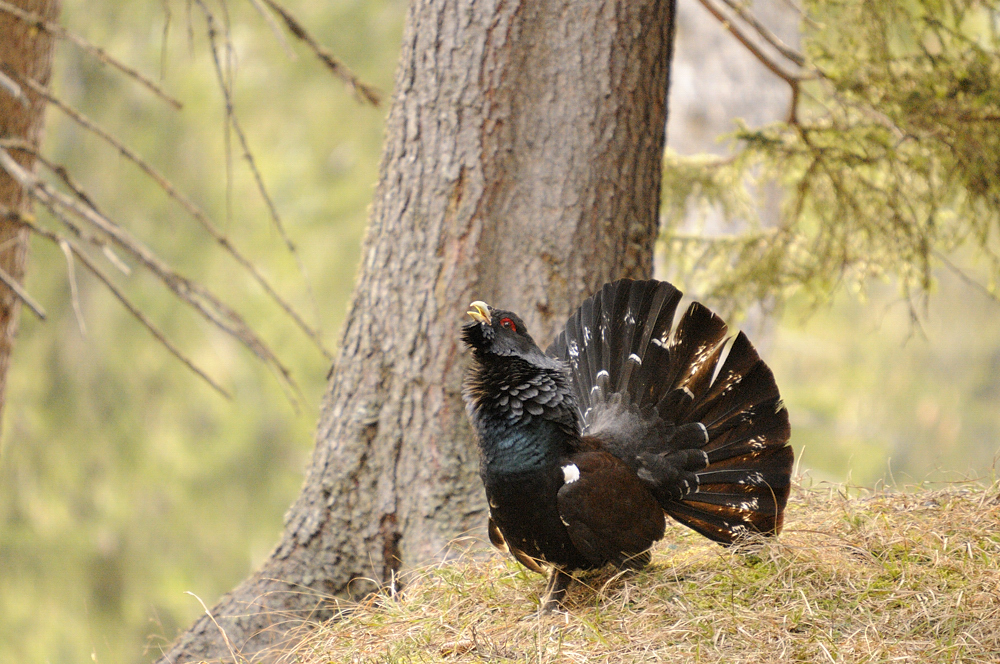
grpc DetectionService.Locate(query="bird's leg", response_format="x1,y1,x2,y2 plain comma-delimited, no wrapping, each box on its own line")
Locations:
539,568,573,614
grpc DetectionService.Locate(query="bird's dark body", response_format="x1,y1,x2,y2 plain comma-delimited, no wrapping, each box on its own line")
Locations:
466,354,599,570
483,464,594,571
462,279,793,609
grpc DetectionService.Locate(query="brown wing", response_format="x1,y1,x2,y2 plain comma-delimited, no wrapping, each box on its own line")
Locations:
555,451,666,568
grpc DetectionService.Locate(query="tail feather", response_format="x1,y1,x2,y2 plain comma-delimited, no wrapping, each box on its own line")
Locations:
666,457,790,543
699,362,781,432
690,332,765,419
684,487,783,512
696,463,790,485
612,284,649,393
549,279,683,422
547,279,793,545
685,444,795,537
578,294,602,406
659,302,729,412
704,399,790,463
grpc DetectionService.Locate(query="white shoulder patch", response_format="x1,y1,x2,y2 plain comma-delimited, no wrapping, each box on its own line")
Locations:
561,463,581,484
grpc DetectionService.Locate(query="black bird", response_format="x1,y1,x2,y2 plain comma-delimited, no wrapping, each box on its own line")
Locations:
462,279,793,612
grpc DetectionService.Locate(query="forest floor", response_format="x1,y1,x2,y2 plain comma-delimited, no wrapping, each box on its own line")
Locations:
289,480,1000,663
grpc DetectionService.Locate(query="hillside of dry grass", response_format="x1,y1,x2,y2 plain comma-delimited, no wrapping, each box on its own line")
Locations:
290,482,1000,663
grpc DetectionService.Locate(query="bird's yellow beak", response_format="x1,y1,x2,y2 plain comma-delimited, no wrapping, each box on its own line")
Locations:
467,301,491,325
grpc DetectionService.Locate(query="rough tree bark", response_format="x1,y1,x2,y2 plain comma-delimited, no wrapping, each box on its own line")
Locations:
0,0,59,430
159,0,676,661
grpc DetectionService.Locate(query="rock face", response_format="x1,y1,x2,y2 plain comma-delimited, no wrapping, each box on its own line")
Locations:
667,0,799,156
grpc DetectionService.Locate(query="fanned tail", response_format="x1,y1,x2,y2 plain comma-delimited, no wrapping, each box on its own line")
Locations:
547,279,793,544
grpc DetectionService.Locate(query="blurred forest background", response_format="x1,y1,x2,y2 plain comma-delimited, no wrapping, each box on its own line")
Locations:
1,0,998,663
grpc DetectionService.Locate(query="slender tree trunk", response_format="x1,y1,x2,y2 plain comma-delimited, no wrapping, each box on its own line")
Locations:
0,0,59,430
159,0,676,661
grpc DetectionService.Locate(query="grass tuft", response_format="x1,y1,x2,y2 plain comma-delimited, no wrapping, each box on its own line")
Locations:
291,481,1000,663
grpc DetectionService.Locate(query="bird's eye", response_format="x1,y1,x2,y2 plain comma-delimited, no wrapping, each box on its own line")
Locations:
499,317,516,332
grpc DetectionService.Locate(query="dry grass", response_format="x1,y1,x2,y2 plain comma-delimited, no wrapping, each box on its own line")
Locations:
292,482,1000,663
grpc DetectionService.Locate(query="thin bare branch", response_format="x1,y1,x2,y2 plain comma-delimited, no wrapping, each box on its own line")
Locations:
0,68,28,107
197,1,326,350
258,0,382,105
38,162,133,274
247,0,296,59
0,0,183,109
0,146,298,404
12,72,331,359
64,243,232,398
198,1,287,244
58,239,87,336
717,0,804,66
0,265,45,319
3,204,230,397
2,137,133,275
215,0,237,228
0,212,46,319
696,0,816,123
159,0,171,82
696,0,803,86
934,250,1000,306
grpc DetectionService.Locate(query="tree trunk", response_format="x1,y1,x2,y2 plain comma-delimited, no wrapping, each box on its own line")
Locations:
158,0,676,661
0,0,59,430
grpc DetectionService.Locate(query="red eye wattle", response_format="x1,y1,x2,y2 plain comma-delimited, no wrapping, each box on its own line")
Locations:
499,317,516,332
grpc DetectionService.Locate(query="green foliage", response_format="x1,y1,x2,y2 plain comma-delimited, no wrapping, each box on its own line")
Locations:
662,0,1000,310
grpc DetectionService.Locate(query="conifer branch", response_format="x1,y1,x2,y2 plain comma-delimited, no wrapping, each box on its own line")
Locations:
1,203,230,397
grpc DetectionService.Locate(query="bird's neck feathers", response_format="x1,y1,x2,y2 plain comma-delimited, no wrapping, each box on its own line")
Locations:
464,355,580,475
474,417,572,474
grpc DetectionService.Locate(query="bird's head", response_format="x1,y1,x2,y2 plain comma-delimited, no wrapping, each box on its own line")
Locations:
462,300,544,361
461,299,577,432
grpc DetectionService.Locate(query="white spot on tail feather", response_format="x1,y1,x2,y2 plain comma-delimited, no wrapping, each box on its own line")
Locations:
628,353,641,365
562,464,580,484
